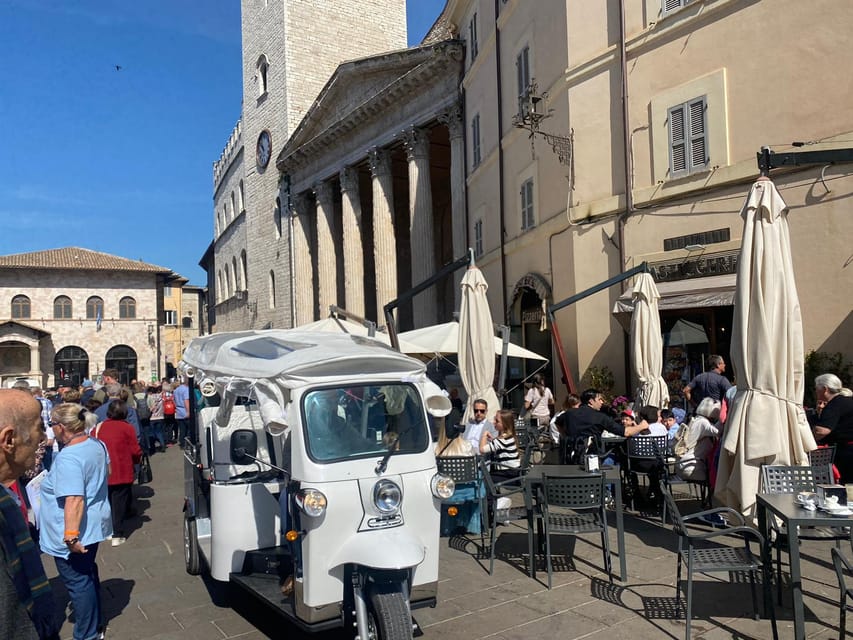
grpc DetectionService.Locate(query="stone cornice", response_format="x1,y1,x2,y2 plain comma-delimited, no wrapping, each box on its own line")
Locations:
277,41,464,175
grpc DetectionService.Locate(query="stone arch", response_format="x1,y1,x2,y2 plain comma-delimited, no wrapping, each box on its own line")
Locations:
508,272,552,315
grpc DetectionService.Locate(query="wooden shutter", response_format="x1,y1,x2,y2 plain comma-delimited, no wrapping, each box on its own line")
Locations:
668,104,687,175
688,97,707,169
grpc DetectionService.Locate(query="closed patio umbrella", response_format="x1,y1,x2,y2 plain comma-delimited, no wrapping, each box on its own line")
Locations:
631,273,669,408
458,266,501,424
716,177,816,517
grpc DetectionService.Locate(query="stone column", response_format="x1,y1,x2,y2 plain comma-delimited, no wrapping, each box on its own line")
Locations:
368,147,397,322
313,181,337,315
339,167,365,318
290,193,314,327
403,126,437,326
30,344,40,378
439,102,466,308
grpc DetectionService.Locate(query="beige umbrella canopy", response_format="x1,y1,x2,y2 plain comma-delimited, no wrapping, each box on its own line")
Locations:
397,321,546,361
458,266,501,424
631,273,670,408
716,177,816,517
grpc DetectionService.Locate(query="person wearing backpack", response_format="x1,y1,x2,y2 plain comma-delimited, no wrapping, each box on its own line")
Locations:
132,382,152,454
147,384,167,452
160,383,177,445
674,398,721,482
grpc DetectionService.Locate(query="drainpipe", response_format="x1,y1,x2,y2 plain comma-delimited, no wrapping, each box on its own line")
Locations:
617,0,633,272
495,0,508,321
618,0,634,395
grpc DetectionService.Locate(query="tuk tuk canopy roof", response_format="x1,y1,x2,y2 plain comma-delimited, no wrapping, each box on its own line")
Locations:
181,329,426,382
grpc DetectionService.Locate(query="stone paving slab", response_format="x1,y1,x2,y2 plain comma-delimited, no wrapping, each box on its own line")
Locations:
41,445,847,639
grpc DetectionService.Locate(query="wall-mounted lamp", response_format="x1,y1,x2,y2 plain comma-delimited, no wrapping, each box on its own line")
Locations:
685,244,705,252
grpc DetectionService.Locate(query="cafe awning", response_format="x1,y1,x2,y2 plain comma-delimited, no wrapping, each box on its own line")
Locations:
612,273,736,317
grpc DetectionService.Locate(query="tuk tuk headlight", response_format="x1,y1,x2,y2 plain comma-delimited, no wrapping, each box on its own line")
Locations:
430,474,455,500
295,489,327,517
373,480,402,513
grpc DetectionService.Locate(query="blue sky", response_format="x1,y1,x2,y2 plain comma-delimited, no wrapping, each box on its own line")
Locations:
0,0,446,285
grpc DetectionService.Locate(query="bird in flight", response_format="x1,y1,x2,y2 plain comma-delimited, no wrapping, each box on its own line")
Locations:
115,65,123,71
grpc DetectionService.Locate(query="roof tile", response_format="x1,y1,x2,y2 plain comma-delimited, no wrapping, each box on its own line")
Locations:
0,247,174,274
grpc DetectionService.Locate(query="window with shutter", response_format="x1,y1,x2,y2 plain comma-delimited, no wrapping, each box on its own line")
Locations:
474,219,483,257
471,114,481,168
663,0,690,15
521,178,535,230
517,46,531,116
668,96,707,176
468,13,479,64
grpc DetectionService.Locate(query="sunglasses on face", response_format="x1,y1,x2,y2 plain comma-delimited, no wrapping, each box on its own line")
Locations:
473,408,486,414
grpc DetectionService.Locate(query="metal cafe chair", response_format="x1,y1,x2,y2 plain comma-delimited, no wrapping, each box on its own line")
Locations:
660,480,778,640
626,435,668,512
808,445,837,484
477,457,536,576
539,473,612,589
435,455,482,538
760,464,849,604
831,545,853,640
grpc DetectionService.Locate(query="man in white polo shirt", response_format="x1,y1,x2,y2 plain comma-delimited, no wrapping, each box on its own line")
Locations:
461,398,497,451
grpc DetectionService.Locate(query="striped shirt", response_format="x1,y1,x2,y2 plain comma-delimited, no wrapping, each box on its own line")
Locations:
485,436,520,470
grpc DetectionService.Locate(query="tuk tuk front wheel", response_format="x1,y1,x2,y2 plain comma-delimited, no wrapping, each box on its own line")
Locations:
184,515,201,576
368,586,412,640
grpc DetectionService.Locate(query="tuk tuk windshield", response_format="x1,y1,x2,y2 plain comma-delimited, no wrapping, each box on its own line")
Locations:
302,383,430,462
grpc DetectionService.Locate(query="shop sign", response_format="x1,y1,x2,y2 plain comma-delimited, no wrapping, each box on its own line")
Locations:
650,251,738,282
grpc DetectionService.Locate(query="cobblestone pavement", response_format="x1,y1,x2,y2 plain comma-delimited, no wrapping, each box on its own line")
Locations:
44,445,844,639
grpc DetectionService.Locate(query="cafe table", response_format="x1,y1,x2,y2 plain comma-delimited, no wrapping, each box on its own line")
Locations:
524,464,627,581
756,492,853,640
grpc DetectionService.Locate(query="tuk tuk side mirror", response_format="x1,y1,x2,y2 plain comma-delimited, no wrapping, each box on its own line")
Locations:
230,429,258,465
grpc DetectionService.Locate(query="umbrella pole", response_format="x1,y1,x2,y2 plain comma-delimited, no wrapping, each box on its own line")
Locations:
549,313,577,395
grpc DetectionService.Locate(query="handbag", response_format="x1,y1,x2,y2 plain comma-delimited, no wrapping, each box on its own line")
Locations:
137,454,153,484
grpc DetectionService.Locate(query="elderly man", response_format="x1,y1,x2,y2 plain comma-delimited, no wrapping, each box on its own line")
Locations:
94,384,141,440
0,389,60,639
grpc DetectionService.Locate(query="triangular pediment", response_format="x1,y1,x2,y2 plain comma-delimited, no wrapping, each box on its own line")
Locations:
0,320,50,339
279,42,461,163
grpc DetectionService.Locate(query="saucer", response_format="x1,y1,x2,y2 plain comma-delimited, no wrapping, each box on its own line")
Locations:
828,508,853,517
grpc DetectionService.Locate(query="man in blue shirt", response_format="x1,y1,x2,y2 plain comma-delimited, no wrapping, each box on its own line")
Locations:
172,379,190,449
683,355,732,410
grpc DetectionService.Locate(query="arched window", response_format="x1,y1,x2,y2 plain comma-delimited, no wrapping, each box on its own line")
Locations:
225,264,233,298
53,295,72,319
11,295,31,319
241,250,248,291
274,197,282,239
105,345,137,385
54,345,89,386
230,192,236,221
257,55,269,96
232,256,240,292
86,296,104,319
238,180,245,212
119,296,136,319
269,270,276,309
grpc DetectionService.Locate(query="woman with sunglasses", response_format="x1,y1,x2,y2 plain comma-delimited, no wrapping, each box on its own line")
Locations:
39,404,111,640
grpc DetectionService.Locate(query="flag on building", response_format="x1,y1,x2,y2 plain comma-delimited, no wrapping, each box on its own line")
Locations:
96,308,102,331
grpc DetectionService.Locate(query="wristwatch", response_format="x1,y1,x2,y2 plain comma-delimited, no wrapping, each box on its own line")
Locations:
63,537,79,547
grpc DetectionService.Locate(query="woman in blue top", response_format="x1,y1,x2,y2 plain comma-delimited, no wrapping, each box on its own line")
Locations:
39,404,111,640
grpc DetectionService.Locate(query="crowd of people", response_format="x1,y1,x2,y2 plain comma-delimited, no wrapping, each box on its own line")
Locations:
434,354,853,518
0,370,191,640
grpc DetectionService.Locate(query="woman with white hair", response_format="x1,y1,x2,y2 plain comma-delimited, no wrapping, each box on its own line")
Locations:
674,397,720,482
813,373,853,482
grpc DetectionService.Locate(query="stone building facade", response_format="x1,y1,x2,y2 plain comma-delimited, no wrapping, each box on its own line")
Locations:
210,0,408,332
440,0,853,403
276,41,465,330
0,248,194,387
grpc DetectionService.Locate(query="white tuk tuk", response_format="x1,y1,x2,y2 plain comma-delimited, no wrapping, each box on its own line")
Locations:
179,329,455,639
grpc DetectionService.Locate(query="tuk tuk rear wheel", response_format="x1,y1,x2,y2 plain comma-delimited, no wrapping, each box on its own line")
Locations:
368,586,412,640
184,516,201,576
